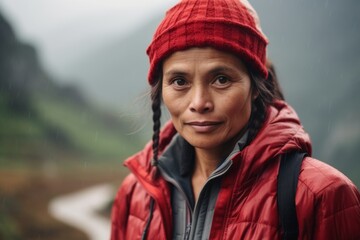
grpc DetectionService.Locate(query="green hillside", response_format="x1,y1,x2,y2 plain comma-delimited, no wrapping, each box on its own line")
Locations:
0,92,143,164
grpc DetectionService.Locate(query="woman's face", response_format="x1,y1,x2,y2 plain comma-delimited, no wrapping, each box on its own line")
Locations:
162,47,254,152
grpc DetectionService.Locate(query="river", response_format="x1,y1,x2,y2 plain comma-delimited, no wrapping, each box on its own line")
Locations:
48,183,114,240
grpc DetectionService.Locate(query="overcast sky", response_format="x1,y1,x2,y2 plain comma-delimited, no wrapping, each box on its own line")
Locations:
0,0,177,79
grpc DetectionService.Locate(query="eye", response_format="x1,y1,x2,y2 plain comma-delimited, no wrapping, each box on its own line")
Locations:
172,78,187,86
213,75,231,87
168,77,189,90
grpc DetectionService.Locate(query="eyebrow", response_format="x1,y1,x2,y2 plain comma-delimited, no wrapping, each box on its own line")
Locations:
163,69,190,78
164,65,238,78
208,66,238,75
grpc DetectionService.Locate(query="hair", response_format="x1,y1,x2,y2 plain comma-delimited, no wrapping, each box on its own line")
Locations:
150,79,162,166
266,59,284,101
150,60,284,165
247,72,280,144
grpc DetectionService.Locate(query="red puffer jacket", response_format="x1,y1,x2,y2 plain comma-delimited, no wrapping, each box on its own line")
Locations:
111,101,360,240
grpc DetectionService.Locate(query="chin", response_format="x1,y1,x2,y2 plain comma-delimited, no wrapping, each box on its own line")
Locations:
185,136,224,150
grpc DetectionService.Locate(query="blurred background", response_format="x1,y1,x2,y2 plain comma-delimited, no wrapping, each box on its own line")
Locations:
0,0,359,239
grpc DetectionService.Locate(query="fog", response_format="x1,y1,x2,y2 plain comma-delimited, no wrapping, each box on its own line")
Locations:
0,0,177,80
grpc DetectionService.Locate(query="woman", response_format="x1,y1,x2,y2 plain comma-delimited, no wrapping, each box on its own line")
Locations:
111,0,360,239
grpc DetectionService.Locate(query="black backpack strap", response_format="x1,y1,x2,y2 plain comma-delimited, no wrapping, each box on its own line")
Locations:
277,152,307,240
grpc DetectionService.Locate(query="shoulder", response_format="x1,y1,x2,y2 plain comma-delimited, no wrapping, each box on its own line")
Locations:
112,173,148,222
114,173,155,209
111,173,151,240
299,156,359,198
115,174,140,201
297,156,360,236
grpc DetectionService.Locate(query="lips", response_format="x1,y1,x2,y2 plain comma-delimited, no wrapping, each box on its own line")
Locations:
185,121,222,133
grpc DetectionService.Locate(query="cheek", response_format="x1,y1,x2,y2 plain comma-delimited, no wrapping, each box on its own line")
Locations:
163,96,185,134
162,91,183,119
226,93,252,126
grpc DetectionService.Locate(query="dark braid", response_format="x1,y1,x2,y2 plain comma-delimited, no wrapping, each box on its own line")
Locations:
150,79,162,166
247,98,266,144
247,66,282,143
266,59,285,101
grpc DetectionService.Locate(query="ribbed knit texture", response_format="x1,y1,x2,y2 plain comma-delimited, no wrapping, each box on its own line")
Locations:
146,0,268,85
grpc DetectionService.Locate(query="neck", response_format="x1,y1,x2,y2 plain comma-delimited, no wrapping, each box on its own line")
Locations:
191,148,219,203
191,130,247,203
192,128,247,178
193,148,220,178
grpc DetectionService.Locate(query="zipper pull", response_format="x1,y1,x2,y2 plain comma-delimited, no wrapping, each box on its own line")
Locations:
184,224,191,240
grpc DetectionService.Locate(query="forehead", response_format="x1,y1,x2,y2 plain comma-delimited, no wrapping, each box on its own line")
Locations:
162,47,248,73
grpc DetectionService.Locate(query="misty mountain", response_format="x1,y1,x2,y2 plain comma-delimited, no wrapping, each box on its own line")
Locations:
0,10,144,163
62,1,360,185
65,16,163,112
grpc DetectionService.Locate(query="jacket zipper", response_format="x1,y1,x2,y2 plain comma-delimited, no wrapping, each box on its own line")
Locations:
184,222,191,240
160,152,237,240
193,158,233,211
188,160,233,239
159,170,193,240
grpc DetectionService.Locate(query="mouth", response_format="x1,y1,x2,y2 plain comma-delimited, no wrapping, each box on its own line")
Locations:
186,121,221,126
185,121,222,133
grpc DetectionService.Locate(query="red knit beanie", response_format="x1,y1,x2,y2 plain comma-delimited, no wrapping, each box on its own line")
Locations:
146,0,269,85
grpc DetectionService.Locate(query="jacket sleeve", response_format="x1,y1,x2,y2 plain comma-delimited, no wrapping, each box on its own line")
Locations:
110,174,137,240
312,172,360,239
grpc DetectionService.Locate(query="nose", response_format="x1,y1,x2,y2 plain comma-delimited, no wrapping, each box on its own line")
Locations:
189,86,214,113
